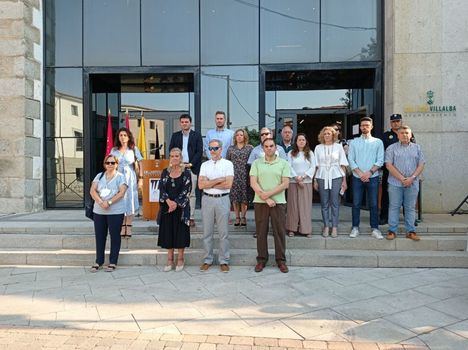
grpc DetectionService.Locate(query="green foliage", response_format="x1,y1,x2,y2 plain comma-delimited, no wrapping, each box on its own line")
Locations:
246,127,260,146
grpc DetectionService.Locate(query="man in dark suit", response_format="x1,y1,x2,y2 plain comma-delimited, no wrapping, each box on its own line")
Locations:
169,114,203,226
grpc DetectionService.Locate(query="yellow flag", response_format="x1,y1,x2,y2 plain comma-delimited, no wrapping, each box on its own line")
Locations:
137,116,147,159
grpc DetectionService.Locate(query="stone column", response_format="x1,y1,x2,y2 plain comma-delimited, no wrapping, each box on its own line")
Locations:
0,0,42,213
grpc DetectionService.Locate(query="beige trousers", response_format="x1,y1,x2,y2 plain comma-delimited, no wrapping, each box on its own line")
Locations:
286,183,313,235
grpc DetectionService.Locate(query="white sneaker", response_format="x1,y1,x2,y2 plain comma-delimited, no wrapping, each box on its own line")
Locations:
350,227,360,238
371,229,383,239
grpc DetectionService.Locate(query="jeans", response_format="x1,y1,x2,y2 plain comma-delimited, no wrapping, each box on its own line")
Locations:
352,176,379,229
388,183,419,233
93,213,124,265
317,177,343,228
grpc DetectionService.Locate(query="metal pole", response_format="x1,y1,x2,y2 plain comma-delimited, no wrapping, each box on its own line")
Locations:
226,75,231,128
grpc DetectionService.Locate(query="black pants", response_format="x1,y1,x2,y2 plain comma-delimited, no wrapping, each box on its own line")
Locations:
93,213,124,265
380,169,389,220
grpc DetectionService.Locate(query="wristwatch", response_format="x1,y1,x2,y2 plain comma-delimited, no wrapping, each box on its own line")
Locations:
370,169,375,175
108,200,113,206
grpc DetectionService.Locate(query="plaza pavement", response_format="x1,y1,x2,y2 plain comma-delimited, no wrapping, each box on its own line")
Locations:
1,265,467,349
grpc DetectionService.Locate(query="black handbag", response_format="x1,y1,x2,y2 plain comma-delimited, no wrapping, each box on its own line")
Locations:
85,172,104,220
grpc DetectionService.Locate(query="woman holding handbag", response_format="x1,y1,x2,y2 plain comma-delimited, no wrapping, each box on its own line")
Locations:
110,127,143,238
89,155,128,272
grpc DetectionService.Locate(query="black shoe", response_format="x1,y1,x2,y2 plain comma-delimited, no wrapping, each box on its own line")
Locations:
379,217,388,225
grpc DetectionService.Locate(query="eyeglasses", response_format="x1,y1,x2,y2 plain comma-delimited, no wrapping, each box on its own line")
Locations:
260,132,270,136
208,146,220,151
105,161,116,165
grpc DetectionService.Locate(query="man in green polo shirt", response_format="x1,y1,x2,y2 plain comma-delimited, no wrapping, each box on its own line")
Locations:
250,138,290,273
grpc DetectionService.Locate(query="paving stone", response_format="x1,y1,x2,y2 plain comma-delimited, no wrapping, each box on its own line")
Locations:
216,345,234,350
146,340,167,349
229,337,254,346
180,342,200,350
199,343,217,350
278,339,302,348
253,337,278,346
302,340,327,349
207,336,231,344
351,342,380,350
161,334,184,342
327,341,353,350
183,335,207,343
377,344,404,350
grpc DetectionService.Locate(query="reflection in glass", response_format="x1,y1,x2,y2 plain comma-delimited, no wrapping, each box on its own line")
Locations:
201,0,259,65
142,0,199,65
84,0,140,66
201,66,259,136
260,0,319,64
45,68,84,208
321,0,379,62
276,90,348,109
45,0,82,66
121,93,191,158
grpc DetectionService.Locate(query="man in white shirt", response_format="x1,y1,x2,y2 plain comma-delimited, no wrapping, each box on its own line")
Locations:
198,139,234,273
247,127,287,165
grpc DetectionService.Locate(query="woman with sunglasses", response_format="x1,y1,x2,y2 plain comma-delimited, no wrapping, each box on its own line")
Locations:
157,148,192,272
110,127,143,238
89,155,128,272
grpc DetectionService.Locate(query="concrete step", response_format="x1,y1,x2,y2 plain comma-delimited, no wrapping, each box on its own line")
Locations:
0,248,467,268
0,233,466,251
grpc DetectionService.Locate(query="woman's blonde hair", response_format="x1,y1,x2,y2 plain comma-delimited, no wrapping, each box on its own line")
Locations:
318,126,338,144
167,147,185,172
233,129,249,146
102,155,119,169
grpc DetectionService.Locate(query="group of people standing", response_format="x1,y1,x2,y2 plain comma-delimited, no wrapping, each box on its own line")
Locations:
89,110,425,274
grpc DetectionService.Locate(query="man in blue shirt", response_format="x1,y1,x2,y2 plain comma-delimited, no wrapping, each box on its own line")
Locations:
348,116,384,239
204,111,234,159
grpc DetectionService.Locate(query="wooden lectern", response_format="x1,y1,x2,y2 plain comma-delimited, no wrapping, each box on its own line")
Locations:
140,159,170,221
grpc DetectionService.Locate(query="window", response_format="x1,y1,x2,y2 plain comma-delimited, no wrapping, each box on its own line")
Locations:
149,121,155,129
74,131,83,151
71,105,78,116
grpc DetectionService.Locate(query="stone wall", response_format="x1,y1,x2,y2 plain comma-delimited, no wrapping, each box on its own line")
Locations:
385,0,468,213
0,0,42,214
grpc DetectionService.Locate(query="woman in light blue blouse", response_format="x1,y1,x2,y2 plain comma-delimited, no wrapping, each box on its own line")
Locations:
89,155,128,272
110,127,143,238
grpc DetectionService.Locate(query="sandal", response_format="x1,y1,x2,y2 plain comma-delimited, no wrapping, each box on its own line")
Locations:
234,217,241,227
241,217,247,226
120,224,127,237
126,224,132,238
163,260,173,272
90,264,102,273
105,264,116,272
306,234,312,238
287,231,294,237
175,259,185,272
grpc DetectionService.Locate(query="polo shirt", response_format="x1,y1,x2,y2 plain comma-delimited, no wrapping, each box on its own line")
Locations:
199,158,234,195
250,156,290,204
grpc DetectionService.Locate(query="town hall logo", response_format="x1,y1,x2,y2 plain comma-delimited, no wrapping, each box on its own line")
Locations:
426,90,434,105
426,90,456,112
403,90,457,116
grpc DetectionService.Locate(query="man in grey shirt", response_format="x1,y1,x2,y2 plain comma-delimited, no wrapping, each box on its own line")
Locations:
248,127,287,165
385,125,425,241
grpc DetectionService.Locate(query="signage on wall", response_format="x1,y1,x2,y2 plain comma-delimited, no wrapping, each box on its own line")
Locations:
403,91,457,117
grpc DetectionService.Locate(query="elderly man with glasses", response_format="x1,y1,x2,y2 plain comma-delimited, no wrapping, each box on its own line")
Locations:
198,139,234,273
247,127,287,165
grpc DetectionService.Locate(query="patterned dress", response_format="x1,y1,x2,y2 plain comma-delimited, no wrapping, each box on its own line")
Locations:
110,147,143,215
226,144,254,203
157,168,192,249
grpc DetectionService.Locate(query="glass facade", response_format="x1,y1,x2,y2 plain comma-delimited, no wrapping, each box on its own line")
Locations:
44,0,383,208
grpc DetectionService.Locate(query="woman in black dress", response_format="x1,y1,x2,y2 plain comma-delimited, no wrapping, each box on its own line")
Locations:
157,148,192,272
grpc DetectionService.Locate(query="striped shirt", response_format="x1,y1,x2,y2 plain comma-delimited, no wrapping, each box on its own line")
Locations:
385,142,425,189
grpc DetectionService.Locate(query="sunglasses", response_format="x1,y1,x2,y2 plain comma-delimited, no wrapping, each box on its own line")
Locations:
260,132,270,136
208,146,220,151
105,161,116,165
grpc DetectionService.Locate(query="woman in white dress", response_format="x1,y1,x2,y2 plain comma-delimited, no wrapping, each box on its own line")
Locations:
110,127,143,238
314,126,348,238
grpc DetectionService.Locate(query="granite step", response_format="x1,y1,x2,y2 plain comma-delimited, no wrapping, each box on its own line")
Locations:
0,233,466,251
0,248,467,268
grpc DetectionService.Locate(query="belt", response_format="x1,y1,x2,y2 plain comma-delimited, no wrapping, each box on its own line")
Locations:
203,192,229,198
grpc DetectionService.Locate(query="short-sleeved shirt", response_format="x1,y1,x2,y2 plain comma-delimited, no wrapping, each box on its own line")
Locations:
199,158,234,195
92,172,128,215
250,156,290,204
385,142,425,190
247,144,288,165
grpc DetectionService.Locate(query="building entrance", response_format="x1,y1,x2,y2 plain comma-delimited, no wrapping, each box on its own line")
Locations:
83,71,196,206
